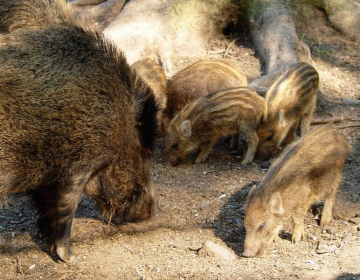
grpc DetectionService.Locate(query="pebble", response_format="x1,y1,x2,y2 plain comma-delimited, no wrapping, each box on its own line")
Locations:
202,241,237,260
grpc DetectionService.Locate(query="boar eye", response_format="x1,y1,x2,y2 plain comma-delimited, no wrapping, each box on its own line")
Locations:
280,138,286,147
172,143,179,150
257,222,266,232
266,134,274,141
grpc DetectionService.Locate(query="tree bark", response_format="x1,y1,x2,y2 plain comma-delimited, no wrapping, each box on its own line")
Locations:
70,0,125,31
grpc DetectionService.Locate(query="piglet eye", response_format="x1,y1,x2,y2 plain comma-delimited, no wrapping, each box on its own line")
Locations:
172,143,179,150
266,134,274,141
257,222,266,232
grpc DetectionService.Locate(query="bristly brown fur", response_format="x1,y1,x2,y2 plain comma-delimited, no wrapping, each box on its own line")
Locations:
163,59,248,129
0,0,158,262
165,87,265,166
256,62,319,160
243,125,350,258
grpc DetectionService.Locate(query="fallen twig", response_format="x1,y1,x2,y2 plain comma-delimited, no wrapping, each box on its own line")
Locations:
71,219,102,239
348,183,360,195
207,49,226,54
311,117,360,125
335,123,360,129
311,117,345,125
223,38,240,58
16,256,23,275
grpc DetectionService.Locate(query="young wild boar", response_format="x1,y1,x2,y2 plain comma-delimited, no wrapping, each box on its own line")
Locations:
165,87,265,166
131,58,168,132
0,0,158,263
243,125,350,258
256,62,319,160
163,59,248,129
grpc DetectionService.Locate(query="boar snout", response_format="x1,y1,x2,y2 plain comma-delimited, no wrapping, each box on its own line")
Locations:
125,188,158,222
168,154,181,166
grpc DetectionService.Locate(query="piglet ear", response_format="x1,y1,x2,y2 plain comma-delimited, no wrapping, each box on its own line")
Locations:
244,184,257,211
269,192,284,215
180,120,192,138
278,109,286,128
247,185,257,200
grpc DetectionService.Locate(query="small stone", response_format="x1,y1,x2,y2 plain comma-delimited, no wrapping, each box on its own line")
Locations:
197,200,213,214
203,241,237,260
316,244,337,254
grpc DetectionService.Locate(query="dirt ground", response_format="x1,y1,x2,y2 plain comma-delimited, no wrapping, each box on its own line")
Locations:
1,5,360,280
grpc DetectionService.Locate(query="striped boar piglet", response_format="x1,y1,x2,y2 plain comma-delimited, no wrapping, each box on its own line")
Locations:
165,87,265,166
164,59,248,129
243,126,350,258
256,62,319,160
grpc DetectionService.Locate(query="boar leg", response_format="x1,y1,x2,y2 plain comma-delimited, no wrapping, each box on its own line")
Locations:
34,180,85,263
241,128,258,165
320,172,341,226
284,122,298,146
321,195,335,226
291,207,306,244
229,134,240,150
300,98,316,136
195,138,217,164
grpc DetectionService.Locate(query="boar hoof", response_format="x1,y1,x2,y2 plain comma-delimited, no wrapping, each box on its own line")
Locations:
56,246,78,265
242,249,256,258
195,156,207,164
291,236,302,244
320,213,332,227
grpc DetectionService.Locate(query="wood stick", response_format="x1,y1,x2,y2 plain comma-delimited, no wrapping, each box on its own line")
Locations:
207,49,226,54
311,117,345,125
335,123,360,129
223,38,240,58
311,117,360,125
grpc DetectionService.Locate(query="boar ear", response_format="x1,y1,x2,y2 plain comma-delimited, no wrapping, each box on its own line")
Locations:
180,120,192,138
269,192,284,215
247,184,257,199
278,109,286,128
244,184,257,211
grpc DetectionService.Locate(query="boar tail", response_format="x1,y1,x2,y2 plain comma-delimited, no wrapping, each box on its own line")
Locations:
135,77,160,152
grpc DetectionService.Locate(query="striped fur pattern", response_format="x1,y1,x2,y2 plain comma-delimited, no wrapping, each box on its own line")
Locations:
243,125,350,257
165,87,265,166
256,62,319,160
164,59,248,129
131,58,168,132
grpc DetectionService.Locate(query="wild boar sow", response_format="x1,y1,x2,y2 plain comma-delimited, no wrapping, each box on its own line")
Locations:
256,62,319,160
0,0,158,263
164,59,248,128
165,87,265,166
243,126,349,258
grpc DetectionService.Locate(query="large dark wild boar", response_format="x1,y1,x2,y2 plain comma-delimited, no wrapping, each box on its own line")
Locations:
165,87,265,166
256,62,319,160
243,126,350,258
164,59,248,129
131,58,168,132
0,1,158,263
